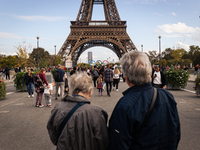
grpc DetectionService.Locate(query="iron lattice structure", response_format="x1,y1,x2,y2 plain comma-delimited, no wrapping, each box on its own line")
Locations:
58,0,137,65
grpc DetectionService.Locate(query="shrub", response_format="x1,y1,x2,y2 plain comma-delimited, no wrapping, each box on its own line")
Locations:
14,71,37,90
164,67,189,89
194,77,200,91
0,79,6,100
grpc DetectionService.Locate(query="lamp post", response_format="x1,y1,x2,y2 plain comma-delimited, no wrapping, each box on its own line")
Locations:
141,45,143,52
54,45,56,67
36,36,39,70
158,35,161,67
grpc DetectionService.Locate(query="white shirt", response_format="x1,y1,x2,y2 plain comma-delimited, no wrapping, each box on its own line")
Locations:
49,84,53,90
153,71,162,84
44,84,53,94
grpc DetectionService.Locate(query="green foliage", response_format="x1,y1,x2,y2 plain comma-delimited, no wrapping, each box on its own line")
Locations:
164,67,189,88
29,48,51,68
171,49,187,65
14,71,37,90
15,42,30,68
0,80,6,100
194,77,200,91
0,55,17,68
161,59,167,67
181,59,193,67
51,69,56,76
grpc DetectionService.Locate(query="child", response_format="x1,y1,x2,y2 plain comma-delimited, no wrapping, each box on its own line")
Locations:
44,82,55,107
97,75,103,96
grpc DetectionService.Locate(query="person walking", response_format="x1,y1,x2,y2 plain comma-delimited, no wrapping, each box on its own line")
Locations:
0,68,4,79
113,67,120,91
97,74,103,96
34,68,49,107
194,64,199,76
5,66,11,80
47,72,109,150
103,65,113,97
108,51,180,150
152,65,166,89
70,66,76,76
54,64,66,100
92,65,99,88
21,68,35,98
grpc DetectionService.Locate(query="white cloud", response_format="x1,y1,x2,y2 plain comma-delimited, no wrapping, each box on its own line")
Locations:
156,22,198,34
176,41,190,50
155,22,200,40
0,31,25,39
172,12,176,16
15,15,69,22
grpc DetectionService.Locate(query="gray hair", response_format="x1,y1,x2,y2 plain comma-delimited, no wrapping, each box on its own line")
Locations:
70,72,93,95
120,51,152,85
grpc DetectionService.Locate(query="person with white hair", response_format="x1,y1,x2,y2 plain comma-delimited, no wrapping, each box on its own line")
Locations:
47,72,109,150
108,51,180,150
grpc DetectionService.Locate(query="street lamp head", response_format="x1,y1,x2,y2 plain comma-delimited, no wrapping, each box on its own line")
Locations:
158,35,161,39
36,36,39,40
54,45,56,48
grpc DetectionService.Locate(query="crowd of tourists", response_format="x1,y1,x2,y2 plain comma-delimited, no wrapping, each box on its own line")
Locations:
3,51,183,149
46,51,180,150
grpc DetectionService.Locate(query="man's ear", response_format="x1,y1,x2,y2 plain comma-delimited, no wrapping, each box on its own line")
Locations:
125,75,129,83
89,88,93,97
125,75,134,87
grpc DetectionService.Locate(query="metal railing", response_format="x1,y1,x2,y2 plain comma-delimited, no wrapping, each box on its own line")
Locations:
71,21,127,26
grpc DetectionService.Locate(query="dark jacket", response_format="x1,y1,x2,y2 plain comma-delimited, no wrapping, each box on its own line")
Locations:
15,67,19,73
152,70,166,87
108,83,180,150
5,67,10,74
22,73,34,86
47,95,109,150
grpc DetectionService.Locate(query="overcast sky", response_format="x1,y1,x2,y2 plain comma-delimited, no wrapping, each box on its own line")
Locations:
0,0,200,63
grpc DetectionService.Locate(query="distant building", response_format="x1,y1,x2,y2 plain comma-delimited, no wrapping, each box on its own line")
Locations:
88,52,93,63
0,54,6,57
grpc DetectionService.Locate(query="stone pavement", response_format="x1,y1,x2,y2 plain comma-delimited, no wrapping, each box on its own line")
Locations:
0,82,200,149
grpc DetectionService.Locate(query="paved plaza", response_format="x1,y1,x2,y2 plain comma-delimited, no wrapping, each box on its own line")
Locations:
0,81,200,150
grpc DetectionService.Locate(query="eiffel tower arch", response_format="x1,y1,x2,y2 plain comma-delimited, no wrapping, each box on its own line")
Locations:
58,0,137,66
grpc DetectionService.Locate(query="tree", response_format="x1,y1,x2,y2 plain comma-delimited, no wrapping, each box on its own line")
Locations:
162,48,173,60
0,56,17,68
188,45,200,65
171,48,187,66
148,51,158,64
161,59,167,67
15,42,31,67
29,48,51,68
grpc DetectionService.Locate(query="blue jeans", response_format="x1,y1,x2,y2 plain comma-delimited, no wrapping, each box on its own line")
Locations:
27,82,34,95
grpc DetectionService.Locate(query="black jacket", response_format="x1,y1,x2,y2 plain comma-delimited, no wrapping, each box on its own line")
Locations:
108,83,180,150
152,70,166,87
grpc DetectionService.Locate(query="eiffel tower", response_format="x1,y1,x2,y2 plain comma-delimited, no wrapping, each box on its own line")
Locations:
58,0,137,65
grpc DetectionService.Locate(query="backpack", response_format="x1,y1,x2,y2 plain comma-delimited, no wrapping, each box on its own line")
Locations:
195,66,199,71
54,70,61,82
93,69,99,78
34,74,45,93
